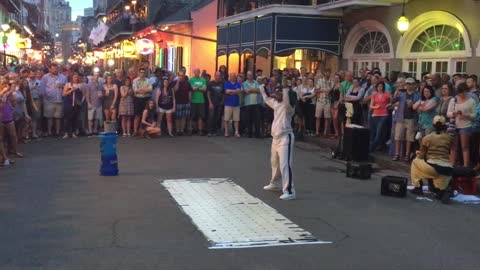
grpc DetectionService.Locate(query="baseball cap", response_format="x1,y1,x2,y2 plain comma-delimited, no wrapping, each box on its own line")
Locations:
433,115,446,125
405,78,415,84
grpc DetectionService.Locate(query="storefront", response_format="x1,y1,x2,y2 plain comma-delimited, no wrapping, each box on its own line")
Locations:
341,1,480,78
216,14,341,76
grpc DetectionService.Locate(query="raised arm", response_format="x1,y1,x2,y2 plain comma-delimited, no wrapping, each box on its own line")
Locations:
259,85,276,109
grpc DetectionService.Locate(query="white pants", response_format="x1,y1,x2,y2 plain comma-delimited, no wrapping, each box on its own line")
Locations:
270,133,295,194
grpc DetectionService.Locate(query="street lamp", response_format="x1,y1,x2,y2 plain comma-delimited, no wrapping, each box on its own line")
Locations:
396,0,409,34
124,5,131,11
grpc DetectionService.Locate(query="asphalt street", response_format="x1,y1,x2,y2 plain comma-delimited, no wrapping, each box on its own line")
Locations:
1,136,479,270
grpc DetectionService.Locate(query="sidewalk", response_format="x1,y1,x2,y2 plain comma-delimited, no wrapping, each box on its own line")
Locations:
304,135,411,173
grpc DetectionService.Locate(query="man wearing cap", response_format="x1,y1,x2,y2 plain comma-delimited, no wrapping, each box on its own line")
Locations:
391,77,420,162
260,83,296,201
411,115,453,204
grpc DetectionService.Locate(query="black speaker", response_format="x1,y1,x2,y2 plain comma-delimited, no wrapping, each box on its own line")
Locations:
381,176,407,198
343,126,370,161
346,162,372,180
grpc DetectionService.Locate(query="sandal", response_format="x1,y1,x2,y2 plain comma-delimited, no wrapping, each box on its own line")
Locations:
403,156,410,162
392,155,400,161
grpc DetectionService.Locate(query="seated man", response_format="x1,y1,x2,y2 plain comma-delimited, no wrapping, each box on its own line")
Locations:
410,115,454,204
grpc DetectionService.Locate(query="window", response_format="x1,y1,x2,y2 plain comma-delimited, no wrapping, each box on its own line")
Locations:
408,61,417,79
352,62,359,77
435,61,448,76
455,61,467,74
421,61,432,74
385,62,390,78
371,62,380,69
354,31,390,54
411,25,465,53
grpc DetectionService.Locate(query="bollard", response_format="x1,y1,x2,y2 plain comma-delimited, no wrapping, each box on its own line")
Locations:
99,132,119,176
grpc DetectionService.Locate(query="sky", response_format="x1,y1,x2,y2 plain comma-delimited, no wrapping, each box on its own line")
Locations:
69,0,93,21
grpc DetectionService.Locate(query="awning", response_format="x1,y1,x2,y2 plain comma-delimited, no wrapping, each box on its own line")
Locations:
217,14,341,56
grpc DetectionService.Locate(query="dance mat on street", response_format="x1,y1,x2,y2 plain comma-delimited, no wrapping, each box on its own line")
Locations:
161,178,331,249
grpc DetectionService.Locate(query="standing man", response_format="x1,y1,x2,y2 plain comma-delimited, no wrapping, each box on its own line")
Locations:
315,69,333,137
28,69,42,139
242,71,261,138
173,71,192,135
85,73,104,136
392,78,420,162
224,73,242,137
39,63,67,137
260,84,296,200
207,71,225,136
132,68,152,135
189,68,207,135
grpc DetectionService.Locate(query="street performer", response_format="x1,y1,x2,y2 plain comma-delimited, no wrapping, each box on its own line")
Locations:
410,115,454,204
259,83,296,200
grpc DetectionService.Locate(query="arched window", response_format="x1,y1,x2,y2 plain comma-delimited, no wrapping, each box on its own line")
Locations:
354,31,390,54
411,25,465,53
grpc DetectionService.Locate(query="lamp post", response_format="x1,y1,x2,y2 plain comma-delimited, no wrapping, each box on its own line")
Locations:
1,23,10,68
396,0,409,35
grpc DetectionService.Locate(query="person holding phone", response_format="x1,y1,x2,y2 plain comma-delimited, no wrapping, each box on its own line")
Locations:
447,82,477,167
39,63,67,137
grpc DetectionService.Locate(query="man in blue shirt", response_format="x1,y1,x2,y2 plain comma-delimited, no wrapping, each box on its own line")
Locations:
39,63,67,137
224,73,242,137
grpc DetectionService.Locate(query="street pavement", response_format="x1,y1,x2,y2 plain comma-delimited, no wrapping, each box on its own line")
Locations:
0,136,479,270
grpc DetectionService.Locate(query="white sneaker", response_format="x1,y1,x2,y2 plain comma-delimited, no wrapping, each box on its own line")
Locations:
263,184,282,192
72,134,77,139
62,134,69,139
3,159,10,166
279,192,296,200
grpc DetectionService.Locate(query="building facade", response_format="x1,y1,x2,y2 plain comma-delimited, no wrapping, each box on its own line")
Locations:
215,0,480,79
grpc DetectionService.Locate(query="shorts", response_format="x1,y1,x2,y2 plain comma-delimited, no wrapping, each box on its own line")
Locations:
315,103,331,118
395,119,416,142
134,97,150,116
224,106,240,122
457,127,472,135
176,103,191,118
191,103,206,120
158,108,174,114
44,102,64,118
32,99,42,119
88,106,103,121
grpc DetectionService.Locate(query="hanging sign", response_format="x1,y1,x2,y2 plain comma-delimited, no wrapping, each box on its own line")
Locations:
121,40,136,56
135,38,154,55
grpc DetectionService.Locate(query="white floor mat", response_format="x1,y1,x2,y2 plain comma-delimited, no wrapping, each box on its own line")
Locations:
161,178,331,249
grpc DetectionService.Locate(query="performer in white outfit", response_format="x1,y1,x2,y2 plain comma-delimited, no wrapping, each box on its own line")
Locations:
259,84,296,200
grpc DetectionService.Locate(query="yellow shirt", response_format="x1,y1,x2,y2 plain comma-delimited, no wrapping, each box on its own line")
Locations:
421,132,453,167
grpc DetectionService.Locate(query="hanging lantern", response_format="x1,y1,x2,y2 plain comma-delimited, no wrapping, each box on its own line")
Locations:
135,38,154,55
397,0,409,34
397,16,409,34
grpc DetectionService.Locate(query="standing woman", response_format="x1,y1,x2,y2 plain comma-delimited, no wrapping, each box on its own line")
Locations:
330,73,342,138
15,80,32,143
447,82,477,167
118,77,134,137
344,77,365,125
436,83,453,117
30,70,43,138
103,74,119,122
413,85,439,137
299,77,316,135
62,73,83,139
156,77,176,137
1,73,22,159
218,65,228,81
369,82,391,152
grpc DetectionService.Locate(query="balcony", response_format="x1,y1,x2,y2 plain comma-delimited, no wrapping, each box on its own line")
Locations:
106,18,146,41
217,0,408,24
